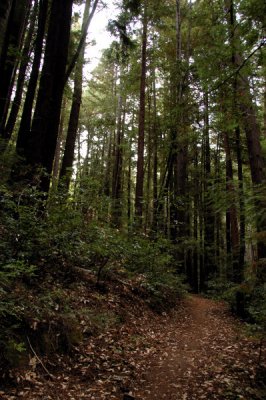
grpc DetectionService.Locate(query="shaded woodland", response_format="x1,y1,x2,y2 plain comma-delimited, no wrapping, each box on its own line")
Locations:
0,0,265,392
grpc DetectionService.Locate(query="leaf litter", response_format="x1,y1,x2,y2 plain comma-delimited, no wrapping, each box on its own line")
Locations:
0,276,265,399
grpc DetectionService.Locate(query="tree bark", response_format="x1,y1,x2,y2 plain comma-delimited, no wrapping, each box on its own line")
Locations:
235,125,245,282
226,0,266,259
223,127,240,279
16,0,48,155
60,0,92,190
127,135,132,230
152,66,158,231
4,1,37,140
111,94,125,227
203,93,216,281
64,0,99,84
0,0,30,135
0,0,13,57
26,0,73,192
135,1,147,222
52,96,67,190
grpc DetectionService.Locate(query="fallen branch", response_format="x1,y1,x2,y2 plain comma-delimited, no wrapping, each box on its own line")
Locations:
27,336,55,380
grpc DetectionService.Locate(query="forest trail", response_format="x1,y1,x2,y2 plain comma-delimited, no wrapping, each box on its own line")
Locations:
133,295,265,400
1,294,265,400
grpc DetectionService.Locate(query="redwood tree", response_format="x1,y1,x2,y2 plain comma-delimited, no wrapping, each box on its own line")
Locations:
25,0,73,192
16,0,48,155
135,1,148,222
60,0,96,190
0,0,30,136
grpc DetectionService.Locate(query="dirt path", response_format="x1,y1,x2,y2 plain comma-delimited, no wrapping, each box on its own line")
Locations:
1,294,265,399
132,295,265,400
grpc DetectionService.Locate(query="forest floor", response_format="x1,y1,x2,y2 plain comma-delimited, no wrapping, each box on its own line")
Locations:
0,273,265,400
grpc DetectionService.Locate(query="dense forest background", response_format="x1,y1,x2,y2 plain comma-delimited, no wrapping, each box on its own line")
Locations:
0,0,265,377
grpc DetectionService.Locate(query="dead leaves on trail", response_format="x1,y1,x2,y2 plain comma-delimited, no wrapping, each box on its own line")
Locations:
133,296,266,400
1,285,265,399
0,278,167,399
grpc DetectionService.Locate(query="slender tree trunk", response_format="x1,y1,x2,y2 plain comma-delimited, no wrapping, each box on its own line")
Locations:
111,94,125,227
203,93,215,282
191,141,199,292
52,96,67,190
4,1,38,140
0,0,30,135
214,135,223,273
26,0,73,192
235,125,245,282
60,0,92,190
199,176,205,292
0,0,13,57
16,0,48,155
127,135,132,230
152,67,158,231
223,127,240,280
227,0,266,259
173,0,190,274
145,93,153,232
237,78,265,186
264,76,266,139
169,0,182,243
135,2,147,222
64,0,99,84
104,135,112,197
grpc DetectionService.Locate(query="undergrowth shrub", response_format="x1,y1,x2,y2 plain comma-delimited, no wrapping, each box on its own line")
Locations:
207,264,266,345
0,262,37,370
0,182,187,371
205,277,235,299
123,236,187,311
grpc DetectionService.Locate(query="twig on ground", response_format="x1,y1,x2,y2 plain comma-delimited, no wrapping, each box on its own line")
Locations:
26,336,55,380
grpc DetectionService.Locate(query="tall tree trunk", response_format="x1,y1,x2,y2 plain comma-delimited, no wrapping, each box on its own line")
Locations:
169,0,182,243
135,1,147,222
223,126,240,280
145,93,153,232
0,0,30,135
152,66,158,231
60,0,94,190
4,1,38,140
235,125,245,282
26,0,73,192
103,64,118,198
52,96,67,190
191,141,199,293
172,0,190,274
16,0,48,155
203,93,215,283
0,0,13,57
227,0,266,259
111,94,125,227
64,0,99,85
127,135,132,230
213,133,223,274
104,135,113,197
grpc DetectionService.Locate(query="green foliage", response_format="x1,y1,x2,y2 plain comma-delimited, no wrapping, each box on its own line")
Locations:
205,277,235,299
247,283,266,336
2,339,27,367
0,184,92,269
79,308,119,336
123,236,187,311
0,262,36,290
217,275,266,339
0,261,36,369
0,180,187,371
124,236,173,275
